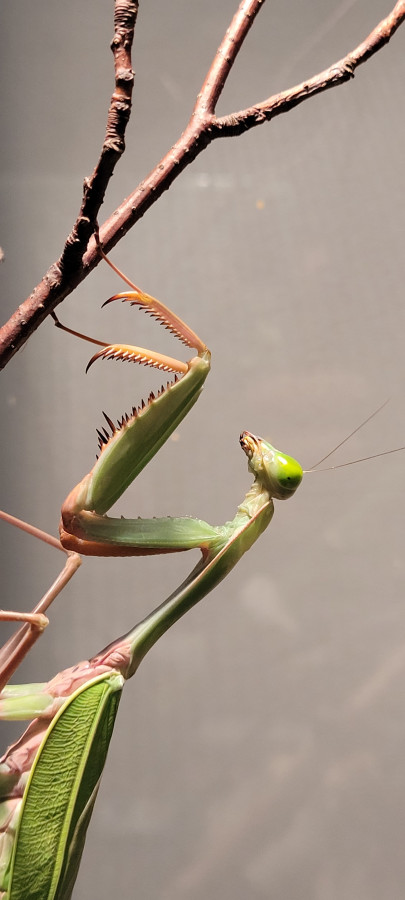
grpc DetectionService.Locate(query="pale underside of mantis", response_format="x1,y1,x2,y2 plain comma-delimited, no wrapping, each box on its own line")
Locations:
0,262,304,900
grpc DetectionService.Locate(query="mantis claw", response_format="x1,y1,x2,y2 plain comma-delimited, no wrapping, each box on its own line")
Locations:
101,290,207,354
86,343,188,375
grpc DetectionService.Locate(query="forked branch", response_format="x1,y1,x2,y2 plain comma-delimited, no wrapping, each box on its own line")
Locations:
1,0,404,369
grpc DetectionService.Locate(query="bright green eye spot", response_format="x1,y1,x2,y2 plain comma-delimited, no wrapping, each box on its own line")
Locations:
272,453,303,498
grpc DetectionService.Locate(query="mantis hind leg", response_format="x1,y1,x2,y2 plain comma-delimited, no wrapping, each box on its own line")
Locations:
0,511,81,691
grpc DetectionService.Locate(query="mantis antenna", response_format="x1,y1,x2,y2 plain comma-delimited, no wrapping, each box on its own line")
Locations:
304,399,405,473
305,445,405,474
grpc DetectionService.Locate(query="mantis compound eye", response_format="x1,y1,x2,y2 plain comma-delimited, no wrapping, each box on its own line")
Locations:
269,451,303,499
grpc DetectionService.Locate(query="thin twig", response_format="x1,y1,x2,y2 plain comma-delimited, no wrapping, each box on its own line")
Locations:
1,0,404,369
60,0,139,272
0,0,139,369
195,0,265,117
214,0,405,135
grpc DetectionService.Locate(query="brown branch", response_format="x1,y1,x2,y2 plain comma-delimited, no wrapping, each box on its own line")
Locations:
60,0,139,274
1,0,404,369
195,0,265,116
214,0,405,135
86,0,405,259
91,0,266,252
0,0,139,369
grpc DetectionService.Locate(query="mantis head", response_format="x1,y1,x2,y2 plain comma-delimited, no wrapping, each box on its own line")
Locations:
240,432,303,500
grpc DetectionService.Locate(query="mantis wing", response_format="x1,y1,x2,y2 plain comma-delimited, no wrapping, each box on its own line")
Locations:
5,672,123,900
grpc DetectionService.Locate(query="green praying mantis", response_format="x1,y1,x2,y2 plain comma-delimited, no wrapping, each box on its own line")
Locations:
0,254,305,900
1,249,404,900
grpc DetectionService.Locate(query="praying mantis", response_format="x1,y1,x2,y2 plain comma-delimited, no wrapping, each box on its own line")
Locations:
1,249,404,899
0,255,304,900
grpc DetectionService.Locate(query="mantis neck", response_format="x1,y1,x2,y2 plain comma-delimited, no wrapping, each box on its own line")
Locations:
232,479,270,522
121,477,273,678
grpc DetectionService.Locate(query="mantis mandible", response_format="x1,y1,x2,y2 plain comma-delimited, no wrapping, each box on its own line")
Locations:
0,257,304,900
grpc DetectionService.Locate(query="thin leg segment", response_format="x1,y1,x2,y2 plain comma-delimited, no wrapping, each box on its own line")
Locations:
0,512,81,692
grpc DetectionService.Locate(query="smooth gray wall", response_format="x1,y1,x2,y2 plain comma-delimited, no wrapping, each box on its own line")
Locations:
1,2,405,899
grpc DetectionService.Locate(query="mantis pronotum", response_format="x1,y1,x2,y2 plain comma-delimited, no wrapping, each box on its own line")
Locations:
0,256,304,900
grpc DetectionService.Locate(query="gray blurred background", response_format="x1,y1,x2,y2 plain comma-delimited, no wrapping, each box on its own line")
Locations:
1,2,405,898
